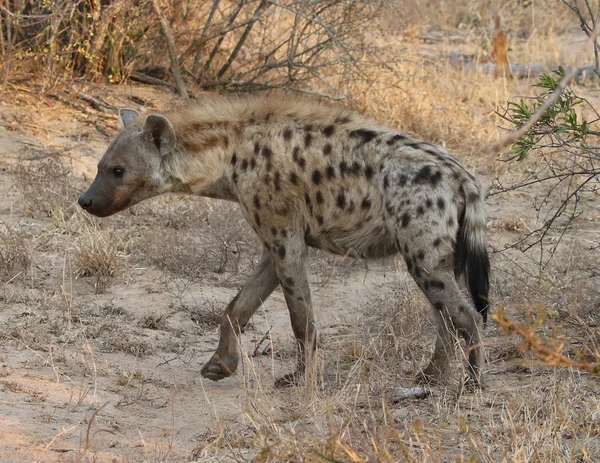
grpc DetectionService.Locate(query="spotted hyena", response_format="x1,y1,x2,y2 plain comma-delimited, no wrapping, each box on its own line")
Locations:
78,94,490,389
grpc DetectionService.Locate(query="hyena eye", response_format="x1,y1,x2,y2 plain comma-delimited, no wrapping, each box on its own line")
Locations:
113,166,125,178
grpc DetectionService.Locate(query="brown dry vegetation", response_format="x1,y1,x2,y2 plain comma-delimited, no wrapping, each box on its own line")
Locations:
0,0,599,462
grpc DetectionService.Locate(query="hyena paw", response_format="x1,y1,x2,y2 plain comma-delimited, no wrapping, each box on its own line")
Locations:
201,352,238,381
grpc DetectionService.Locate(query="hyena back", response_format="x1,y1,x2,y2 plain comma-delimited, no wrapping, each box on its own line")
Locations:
79,94,490,388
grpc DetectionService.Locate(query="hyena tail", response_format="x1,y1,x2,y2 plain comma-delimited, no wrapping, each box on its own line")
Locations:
454,184,490,324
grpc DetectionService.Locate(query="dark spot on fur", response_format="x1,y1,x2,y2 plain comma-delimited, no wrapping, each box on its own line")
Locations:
232,171,238,184
312,170,322,185
278,245,286,259
305,132,313,148
417,205,424,215
316,214,324,225
429,280,445,290
254,212,261,227
417,250,425,260
284,285,295,295
447,217,454,227
285,277,295,287
349,129,377,144
280,229,287,238
437,198,445,211
351,161,361,175
364,165,374,180
316,191,324,204
405,258,413,271
274,171,281,191
283,129,293,141
434,302,444,311
431,171,442,186
323,143,332,155
250,158,257,169
337,193,346,209
361,197,371,209
305,193,312,207
253,195,261,209
413,165,432,184
398,175,408,187
231,153,237,165
383,175,389,189
289,172,298,185
401,212,411,228
433,238,441,247
262,146,272,159
292,147,306,169
387,133,408,145
326,165,336,179
323,125,335,137
254,141,260,155
404,244,409,254
414,265,421,278
339,161,349,176
241,159,248,171
426,198,433,209
271,227,277,236
468,192,479,203
335,115,351,124
305,124,313,132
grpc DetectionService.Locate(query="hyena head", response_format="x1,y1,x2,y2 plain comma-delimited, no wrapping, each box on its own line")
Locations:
78,109,176,217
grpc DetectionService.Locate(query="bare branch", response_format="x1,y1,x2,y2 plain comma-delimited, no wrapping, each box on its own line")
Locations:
151,0,189,99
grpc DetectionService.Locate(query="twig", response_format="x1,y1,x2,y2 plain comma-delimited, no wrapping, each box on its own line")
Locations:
493,311,600,375
252,325,273,357
216,0,270,79
203,0,244,73
192,0,221,76
77,92,115,112
151,0,189,99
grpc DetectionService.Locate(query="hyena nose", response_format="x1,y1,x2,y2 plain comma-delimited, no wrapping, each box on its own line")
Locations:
78,195,93,210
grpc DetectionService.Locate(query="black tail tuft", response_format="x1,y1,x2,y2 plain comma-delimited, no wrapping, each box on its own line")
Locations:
455,203,491,324
466,247,490,324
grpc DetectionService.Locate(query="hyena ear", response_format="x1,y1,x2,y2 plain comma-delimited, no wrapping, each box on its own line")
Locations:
118,108,140,129
143,114,176,156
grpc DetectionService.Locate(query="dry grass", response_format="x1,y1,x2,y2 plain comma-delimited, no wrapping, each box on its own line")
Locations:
0,223,29,284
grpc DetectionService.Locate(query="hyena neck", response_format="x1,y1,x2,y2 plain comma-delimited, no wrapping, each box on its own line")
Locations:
161,119,238,198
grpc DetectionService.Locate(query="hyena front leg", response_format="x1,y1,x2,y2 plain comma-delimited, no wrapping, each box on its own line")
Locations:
268,235,316,388
201,247,279,381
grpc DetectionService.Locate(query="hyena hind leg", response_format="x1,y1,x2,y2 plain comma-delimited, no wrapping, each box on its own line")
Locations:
408,264,485,389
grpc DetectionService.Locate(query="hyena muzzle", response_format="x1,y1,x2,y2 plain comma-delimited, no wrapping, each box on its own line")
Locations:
78,94,490,389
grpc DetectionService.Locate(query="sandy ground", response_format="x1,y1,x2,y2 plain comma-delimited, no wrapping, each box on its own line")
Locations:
0,81,599,462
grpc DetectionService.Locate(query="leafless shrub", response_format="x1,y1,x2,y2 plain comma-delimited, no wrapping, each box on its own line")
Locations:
1,1,388,99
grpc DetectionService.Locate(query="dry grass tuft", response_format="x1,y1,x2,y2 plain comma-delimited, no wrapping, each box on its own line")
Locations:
0,223,29,283
73,211,126,280
12,157,80,218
